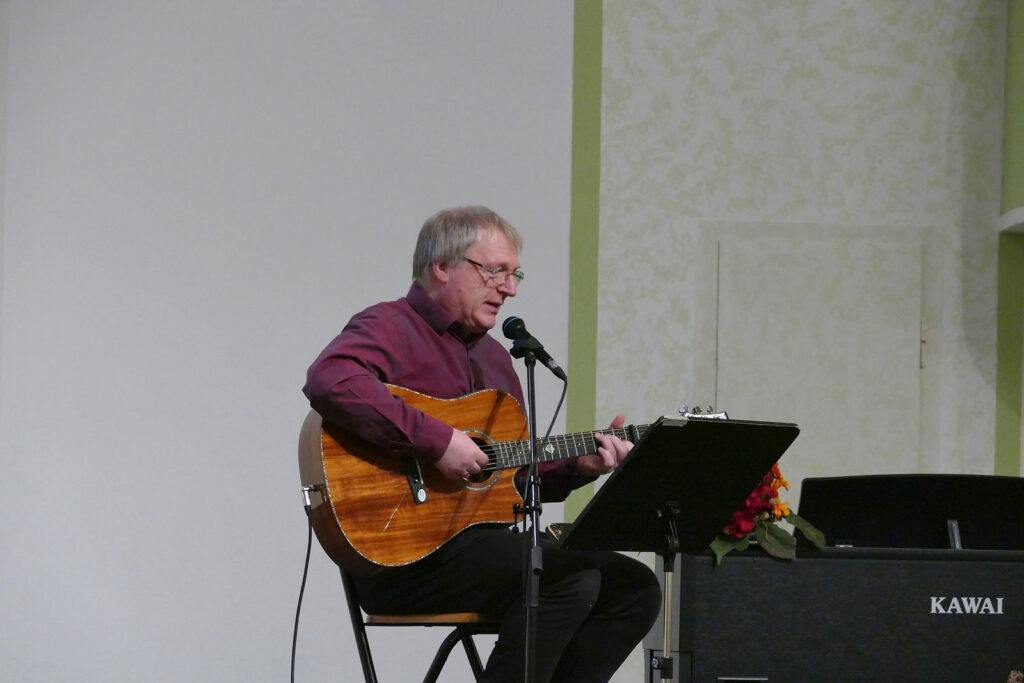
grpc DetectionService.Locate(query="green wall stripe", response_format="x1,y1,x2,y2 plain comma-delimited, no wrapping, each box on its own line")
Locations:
565,0,602,522
995,232,1024,476
1003,0,1024,213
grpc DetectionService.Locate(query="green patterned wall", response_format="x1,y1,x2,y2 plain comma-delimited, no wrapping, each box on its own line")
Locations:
995,0,1023,476
593,0,1006,484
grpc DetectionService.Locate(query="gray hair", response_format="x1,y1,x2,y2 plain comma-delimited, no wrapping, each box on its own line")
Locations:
412,206,522,284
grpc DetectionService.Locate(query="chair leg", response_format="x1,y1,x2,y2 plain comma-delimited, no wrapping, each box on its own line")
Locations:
340,569,377,683
422,626,481,683
461,633,486,680
351,622,377,683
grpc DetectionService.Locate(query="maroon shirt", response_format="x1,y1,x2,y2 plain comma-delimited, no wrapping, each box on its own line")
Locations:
303,282,591,501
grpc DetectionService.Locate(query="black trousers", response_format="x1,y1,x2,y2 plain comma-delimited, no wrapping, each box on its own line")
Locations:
355,526,662,683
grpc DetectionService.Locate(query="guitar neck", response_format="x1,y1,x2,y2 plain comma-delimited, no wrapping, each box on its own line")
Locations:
485,424,652,471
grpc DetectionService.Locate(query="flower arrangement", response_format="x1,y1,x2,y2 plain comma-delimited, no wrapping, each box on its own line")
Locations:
710,463,826,564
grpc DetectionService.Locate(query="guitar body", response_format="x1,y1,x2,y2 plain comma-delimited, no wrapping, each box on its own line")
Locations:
298,386,529,572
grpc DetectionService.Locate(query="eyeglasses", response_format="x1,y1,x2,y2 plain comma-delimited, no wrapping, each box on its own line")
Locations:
464,257,525,286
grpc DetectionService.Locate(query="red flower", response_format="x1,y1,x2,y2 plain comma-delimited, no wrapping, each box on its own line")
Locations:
722,465,790,537
723,511,756,538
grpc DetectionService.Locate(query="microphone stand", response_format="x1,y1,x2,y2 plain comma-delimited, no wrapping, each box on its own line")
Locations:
509,338,543,683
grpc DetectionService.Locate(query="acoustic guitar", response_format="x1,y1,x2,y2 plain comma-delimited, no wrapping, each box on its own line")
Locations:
297,385,663,572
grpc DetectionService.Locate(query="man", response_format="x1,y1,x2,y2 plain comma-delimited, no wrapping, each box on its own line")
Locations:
303,206,661,682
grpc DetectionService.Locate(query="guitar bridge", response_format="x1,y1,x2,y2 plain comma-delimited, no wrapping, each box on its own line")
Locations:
403,457,428,505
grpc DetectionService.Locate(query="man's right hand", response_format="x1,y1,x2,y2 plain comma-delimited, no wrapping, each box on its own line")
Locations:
435,428,490,481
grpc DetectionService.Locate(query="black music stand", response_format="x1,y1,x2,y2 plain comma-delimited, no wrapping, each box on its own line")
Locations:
556,415,800,680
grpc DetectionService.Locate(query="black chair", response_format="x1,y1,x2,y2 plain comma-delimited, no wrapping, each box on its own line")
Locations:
340,567,501,682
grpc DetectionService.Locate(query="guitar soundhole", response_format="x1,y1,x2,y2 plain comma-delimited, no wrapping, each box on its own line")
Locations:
465,433,499,489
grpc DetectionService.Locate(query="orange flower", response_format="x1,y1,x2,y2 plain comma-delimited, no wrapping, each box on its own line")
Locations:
771,463,790,491
771,497,791,518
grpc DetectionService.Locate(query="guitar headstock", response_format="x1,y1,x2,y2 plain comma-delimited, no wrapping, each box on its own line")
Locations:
678,404,729,420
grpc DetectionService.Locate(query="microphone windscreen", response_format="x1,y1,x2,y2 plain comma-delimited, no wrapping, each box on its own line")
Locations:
502,316,527,340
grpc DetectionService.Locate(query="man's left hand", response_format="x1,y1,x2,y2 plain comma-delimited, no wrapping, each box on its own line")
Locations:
575,414,633,477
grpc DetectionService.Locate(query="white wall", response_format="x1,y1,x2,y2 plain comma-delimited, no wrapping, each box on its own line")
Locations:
0,0,7,402
0,2,573,681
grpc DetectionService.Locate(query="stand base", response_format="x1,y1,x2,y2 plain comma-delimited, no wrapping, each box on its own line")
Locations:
649,653,673,680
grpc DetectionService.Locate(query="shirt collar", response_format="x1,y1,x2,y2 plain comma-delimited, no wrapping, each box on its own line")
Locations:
406,282,483,343
406,282,457,334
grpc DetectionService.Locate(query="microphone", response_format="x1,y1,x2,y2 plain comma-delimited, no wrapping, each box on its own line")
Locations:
502,316,567,381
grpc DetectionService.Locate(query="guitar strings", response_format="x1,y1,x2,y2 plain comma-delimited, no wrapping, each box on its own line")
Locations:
475,426,646,472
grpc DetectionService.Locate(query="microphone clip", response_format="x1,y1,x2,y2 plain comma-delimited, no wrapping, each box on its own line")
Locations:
503,315,568,381
508,335,544,361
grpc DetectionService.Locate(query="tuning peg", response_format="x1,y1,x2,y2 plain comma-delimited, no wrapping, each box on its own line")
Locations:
677,404,689,416
706,405,714,413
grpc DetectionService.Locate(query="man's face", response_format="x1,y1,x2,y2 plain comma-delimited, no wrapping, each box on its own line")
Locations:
435,227,519,334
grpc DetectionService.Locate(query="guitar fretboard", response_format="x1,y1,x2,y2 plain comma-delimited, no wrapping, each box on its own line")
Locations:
479,424,653,471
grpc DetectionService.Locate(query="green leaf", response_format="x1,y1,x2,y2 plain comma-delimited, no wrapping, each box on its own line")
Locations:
710,533,750,565
765,521,797,547
786,512,827,548
755,523,796,560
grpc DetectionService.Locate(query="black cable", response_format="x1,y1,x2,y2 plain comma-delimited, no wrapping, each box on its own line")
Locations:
291,504,313,683
542,378,568,440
